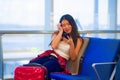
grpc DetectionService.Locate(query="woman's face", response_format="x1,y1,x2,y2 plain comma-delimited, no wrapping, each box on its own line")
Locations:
61,19,72,34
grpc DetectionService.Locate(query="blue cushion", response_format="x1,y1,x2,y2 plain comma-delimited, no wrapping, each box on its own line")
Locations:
50,73,94,80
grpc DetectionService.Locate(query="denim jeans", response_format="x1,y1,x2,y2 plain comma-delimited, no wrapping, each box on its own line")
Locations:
29,55,64,80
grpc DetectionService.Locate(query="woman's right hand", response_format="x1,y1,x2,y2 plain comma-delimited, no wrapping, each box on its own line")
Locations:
57,23,63,33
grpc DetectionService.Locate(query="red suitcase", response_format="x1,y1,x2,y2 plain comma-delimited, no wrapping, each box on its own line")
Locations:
14,63,48,80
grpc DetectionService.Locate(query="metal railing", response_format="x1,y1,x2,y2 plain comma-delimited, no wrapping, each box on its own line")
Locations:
0,30,120,34
0,30,120,80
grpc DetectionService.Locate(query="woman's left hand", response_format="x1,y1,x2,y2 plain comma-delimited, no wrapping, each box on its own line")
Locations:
63,36,74,45
67,36,74,45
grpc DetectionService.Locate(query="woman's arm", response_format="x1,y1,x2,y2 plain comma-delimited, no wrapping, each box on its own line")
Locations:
50,23,63,49
69,38,83,61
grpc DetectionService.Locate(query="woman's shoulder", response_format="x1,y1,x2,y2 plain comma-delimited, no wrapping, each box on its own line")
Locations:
53,30,59,34
77,37,83,40
51,30,59,37
77,37,84,43
53,30,59,35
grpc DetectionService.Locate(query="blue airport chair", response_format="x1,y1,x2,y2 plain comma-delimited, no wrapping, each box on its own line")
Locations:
50,37,120,80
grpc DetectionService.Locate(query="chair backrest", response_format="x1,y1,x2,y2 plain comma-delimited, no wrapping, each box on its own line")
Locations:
67,38,89,75
81,37,120,80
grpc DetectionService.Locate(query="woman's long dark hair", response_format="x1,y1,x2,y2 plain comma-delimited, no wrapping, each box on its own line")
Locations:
59,14,82,47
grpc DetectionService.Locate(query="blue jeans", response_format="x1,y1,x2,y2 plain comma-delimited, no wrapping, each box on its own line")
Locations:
29,55,64,79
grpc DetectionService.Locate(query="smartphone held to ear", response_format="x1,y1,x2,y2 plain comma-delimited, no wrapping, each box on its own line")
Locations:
62,32,70,39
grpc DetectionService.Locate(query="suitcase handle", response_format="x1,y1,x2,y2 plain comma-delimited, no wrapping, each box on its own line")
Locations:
23,63,42,67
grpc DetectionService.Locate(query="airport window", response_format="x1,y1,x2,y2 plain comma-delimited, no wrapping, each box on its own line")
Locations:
53,0,94,30
0,0,46,79
117,0,120,26
98,0,108,30
117,0,120,38
0,0,45,30
53,0,118,38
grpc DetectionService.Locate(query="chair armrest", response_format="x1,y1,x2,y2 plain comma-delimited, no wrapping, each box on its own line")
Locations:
92,62,117,80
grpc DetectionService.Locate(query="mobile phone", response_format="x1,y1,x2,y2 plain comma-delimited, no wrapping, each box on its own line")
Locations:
62,32,70,39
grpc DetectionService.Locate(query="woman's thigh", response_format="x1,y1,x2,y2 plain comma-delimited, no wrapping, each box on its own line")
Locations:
43,58,64,73
29,57,49,64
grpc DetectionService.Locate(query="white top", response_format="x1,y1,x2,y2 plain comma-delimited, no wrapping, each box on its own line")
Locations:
54,41,70,60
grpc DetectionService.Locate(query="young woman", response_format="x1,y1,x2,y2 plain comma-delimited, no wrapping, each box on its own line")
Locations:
29,14,83,79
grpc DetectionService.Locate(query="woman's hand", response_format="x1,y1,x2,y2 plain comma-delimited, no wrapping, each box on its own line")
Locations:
67,36,74,45
57,23,63,33
63,36,74,45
